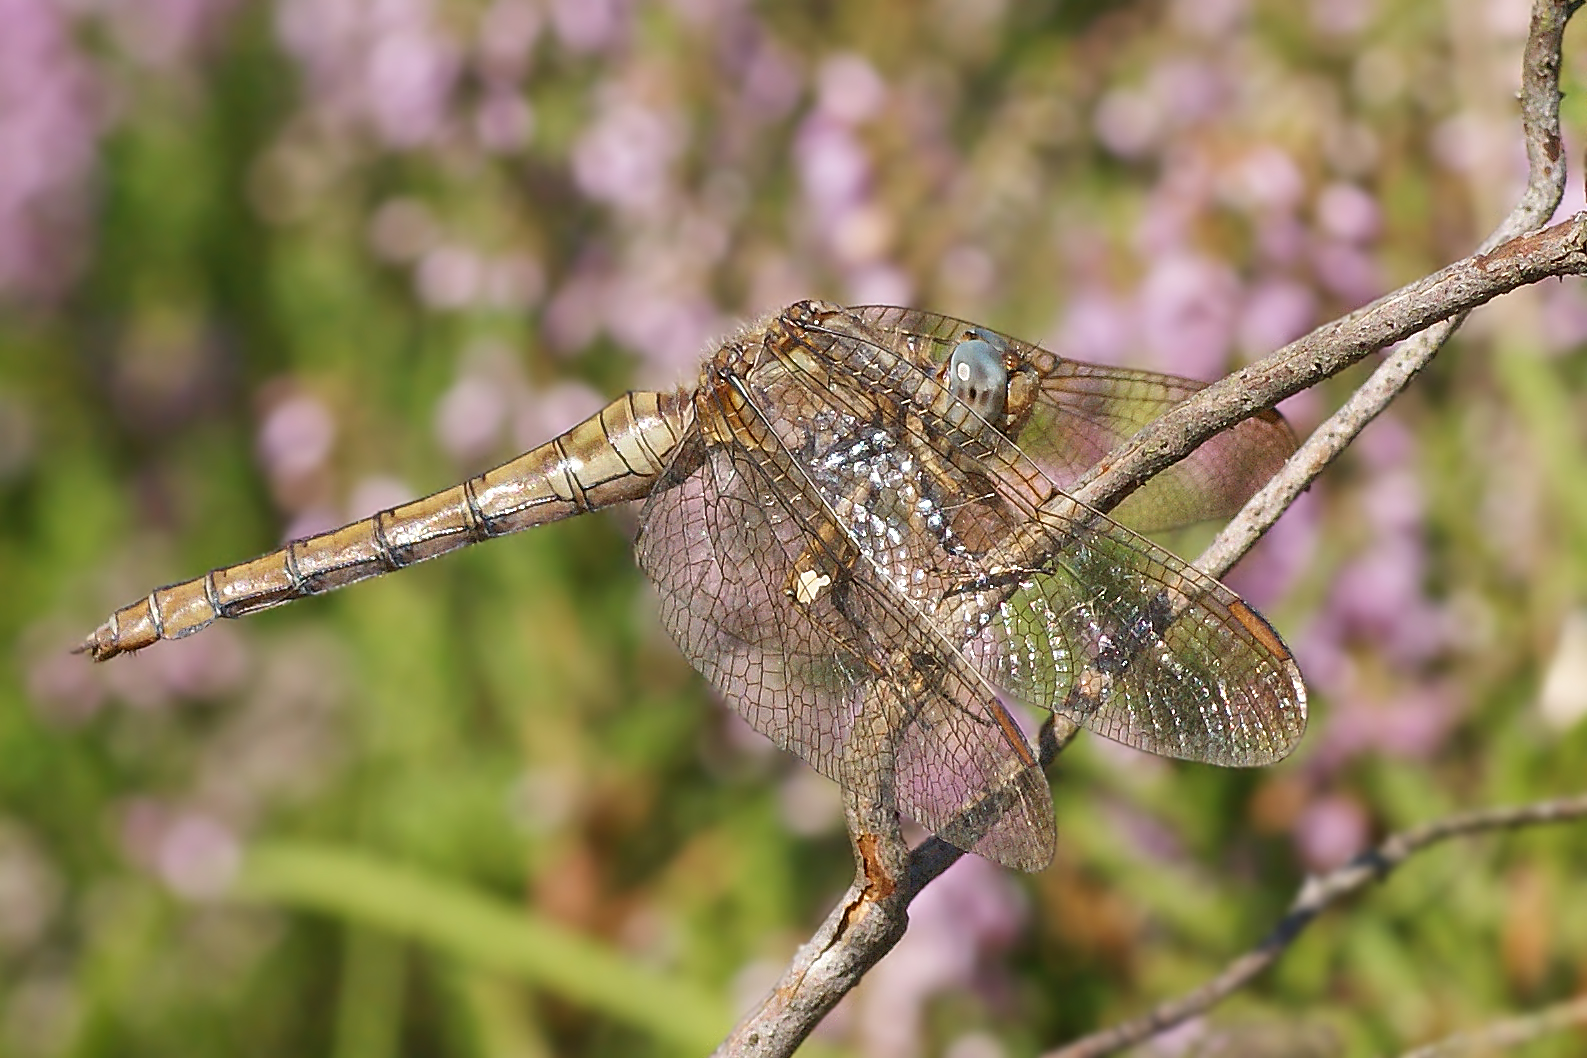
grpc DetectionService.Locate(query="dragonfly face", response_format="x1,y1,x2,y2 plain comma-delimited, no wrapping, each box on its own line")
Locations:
943,329,1012,423
83,300,1306,872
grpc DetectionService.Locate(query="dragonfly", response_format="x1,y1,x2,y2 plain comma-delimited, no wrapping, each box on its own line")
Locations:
80,301,1307,871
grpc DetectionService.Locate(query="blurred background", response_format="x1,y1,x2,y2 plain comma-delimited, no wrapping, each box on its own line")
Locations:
3,0,1587,1055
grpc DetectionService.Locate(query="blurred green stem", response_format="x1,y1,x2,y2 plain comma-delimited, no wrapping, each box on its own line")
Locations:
232,842,732,1052
445,969,554,1058
333,929,405,1058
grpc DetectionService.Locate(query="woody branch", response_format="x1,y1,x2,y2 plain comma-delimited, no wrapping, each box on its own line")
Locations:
715,2,1584,1055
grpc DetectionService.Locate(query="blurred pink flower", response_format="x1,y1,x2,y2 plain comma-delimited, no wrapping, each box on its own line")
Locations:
1149,59,1228,127
276,0,462,150
550,0,631,54
572,101,684,214
416,244,484,308
1138,252,1241,379
1327,539,1448,664
1485,0,1533,36
367,197,440,263
816,54,887,125
666,0,747,26
347,475,413,521
157,812,242,899
1225,489,1320,609
746,252,813,314
854,856,1026,1058
512,380,609,451
611,289,725,381
777,765,842,836
1219,145,1306,214
436,373,512,463
1141,1018,1208,1058
99,626,249,710
1315,182,1381,244
496,253,547,307
544,263,610,353
796,116,871,217
1360,464,1424,533
366,26,462,148
282,506,341,543
1100,798,1186,864
1310,240,1383,304
476,0,542,82
829,203,896,266
1539,281,1587,353
934,244,997,308
257,393,337,483
1133,146,1215,253
1315,681,1465,767
1326,121,1383,180
1169,0,1246,37
1094,88,1163,159
943,1033,1003,1058
0,0,107,302
1309,0,1376,37
0,826,60,953
1239,277,1317,358
1294,792,1369,869
190,633,349,815
474,89,534,153
1430,112,1522,181
1051,287,1136,367
1255,212,1309,267
738,37,803,122
25,636,106,725
846,264,912,308
102,0,243,69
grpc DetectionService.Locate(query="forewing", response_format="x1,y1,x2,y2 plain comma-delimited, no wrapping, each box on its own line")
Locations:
850,306,1298,533
788,307,1307,767
967,503,1306,765
636,436,867,782
638,364,1057,869
889,679,1055,870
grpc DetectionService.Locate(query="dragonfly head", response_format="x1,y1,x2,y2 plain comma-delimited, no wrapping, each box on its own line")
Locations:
947,328,1012,425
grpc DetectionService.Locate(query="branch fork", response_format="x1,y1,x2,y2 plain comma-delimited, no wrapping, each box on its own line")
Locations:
716,2,1587,1055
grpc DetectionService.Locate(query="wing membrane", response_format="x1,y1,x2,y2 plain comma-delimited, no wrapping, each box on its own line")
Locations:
636,375,1056,869
789,306,1306,767
634,301,1304,871
850,306,1298,532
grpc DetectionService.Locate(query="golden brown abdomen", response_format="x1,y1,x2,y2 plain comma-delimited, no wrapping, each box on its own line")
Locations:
80,390,693,661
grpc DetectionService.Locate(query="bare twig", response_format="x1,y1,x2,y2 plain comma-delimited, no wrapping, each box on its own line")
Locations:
1045,795,1587,1058
1069,2,1578,527
715,2,1583,1055
714,718,1080,1058
1397,994,1587,1058
1069,211,1587,524
1196,0,1574,579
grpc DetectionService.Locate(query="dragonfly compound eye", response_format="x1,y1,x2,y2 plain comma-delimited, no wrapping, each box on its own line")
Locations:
947,333,1010,424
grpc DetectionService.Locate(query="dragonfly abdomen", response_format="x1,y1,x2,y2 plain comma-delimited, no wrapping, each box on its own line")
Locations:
79,390,692,661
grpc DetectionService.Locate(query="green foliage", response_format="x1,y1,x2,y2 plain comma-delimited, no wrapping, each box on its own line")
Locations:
3,1,1586,1056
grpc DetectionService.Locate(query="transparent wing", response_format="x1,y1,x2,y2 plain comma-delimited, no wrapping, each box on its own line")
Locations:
965,507,1305,765
786,305,1307,767
889,682,1055,870
636,439,867,781
635,415,1056,869
850,306,1299,533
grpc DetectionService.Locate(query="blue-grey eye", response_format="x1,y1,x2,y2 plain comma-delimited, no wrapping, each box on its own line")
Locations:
947,330,1009,423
